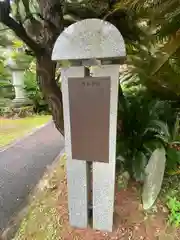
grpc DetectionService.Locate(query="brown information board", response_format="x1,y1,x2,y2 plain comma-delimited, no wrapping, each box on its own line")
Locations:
68,77,110,163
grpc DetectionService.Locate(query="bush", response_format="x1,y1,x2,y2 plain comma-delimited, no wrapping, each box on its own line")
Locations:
0,79,15,99
116,86,180,180
167,196,180,227
0,79,15,114
24,70,49,114
2,106,34,118
0,106,6,116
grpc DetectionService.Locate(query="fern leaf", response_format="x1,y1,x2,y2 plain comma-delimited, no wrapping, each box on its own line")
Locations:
147,120,170,139
154,134,169,144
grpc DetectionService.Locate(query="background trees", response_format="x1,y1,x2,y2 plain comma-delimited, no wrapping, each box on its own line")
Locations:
120,0,180,100
0,0,179,219
0,0,142,134
0,0,180,172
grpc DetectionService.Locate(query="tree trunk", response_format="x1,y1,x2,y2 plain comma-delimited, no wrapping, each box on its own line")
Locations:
0,0,65,134
36,54,64,135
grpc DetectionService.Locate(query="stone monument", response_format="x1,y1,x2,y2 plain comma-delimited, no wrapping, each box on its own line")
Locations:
52,18,126,232
6,51,32,107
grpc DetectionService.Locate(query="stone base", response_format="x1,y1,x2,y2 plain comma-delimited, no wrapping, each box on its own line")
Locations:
11,98,33,107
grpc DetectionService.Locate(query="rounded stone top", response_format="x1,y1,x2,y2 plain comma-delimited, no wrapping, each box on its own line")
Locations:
52,19,126,61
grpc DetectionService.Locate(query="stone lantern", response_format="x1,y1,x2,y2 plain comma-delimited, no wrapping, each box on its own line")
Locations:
6,51,32,107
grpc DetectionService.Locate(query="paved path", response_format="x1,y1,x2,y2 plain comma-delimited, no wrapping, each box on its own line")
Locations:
0,121,64,231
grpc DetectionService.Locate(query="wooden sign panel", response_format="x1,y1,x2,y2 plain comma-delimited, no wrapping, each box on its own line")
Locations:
68,77,110,163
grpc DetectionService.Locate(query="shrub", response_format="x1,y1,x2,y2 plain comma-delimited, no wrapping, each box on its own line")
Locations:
167,197,180,227
24,70,49,114
2,106,34,118
0,79,14,114
116,87,180,180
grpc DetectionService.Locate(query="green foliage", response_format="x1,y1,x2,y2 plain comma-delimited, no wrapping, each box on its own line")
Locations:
0,24,14,47
0,56,10,80
117,96,163,180
117,171,130,191
161,174,180,200
10,50,33,68
24,69,49,113
167,197,180,227
0,79,14,114
165,117,180,172
117,89,180,180
166,147,180,172
0,79,14,99
2,106,34,118
119,0,180,100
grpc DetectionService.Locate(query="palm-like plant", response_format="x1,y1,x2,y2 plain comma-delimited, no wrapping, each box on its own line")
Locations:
117,0,180,100
116,93,180,180
164,116,180,173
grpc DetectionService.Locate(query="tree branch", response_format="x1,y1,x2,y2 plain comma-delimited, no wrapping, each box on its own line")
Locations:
1,16,45,56
0,0,44,55
23,12,58,33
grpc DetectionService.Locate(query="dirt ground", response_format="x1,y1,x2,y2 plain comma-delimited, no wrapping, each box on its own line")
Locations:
57,178,179,240
13,158,180,240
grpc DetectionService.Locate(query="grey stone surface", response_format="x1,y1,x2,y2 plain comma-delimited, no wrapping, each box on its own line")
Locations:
52,19,126,61
11,70,32,106
52,19,126,231
92,65,120,232
142,148,166,210
0,122,64,232
61,67,89,228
